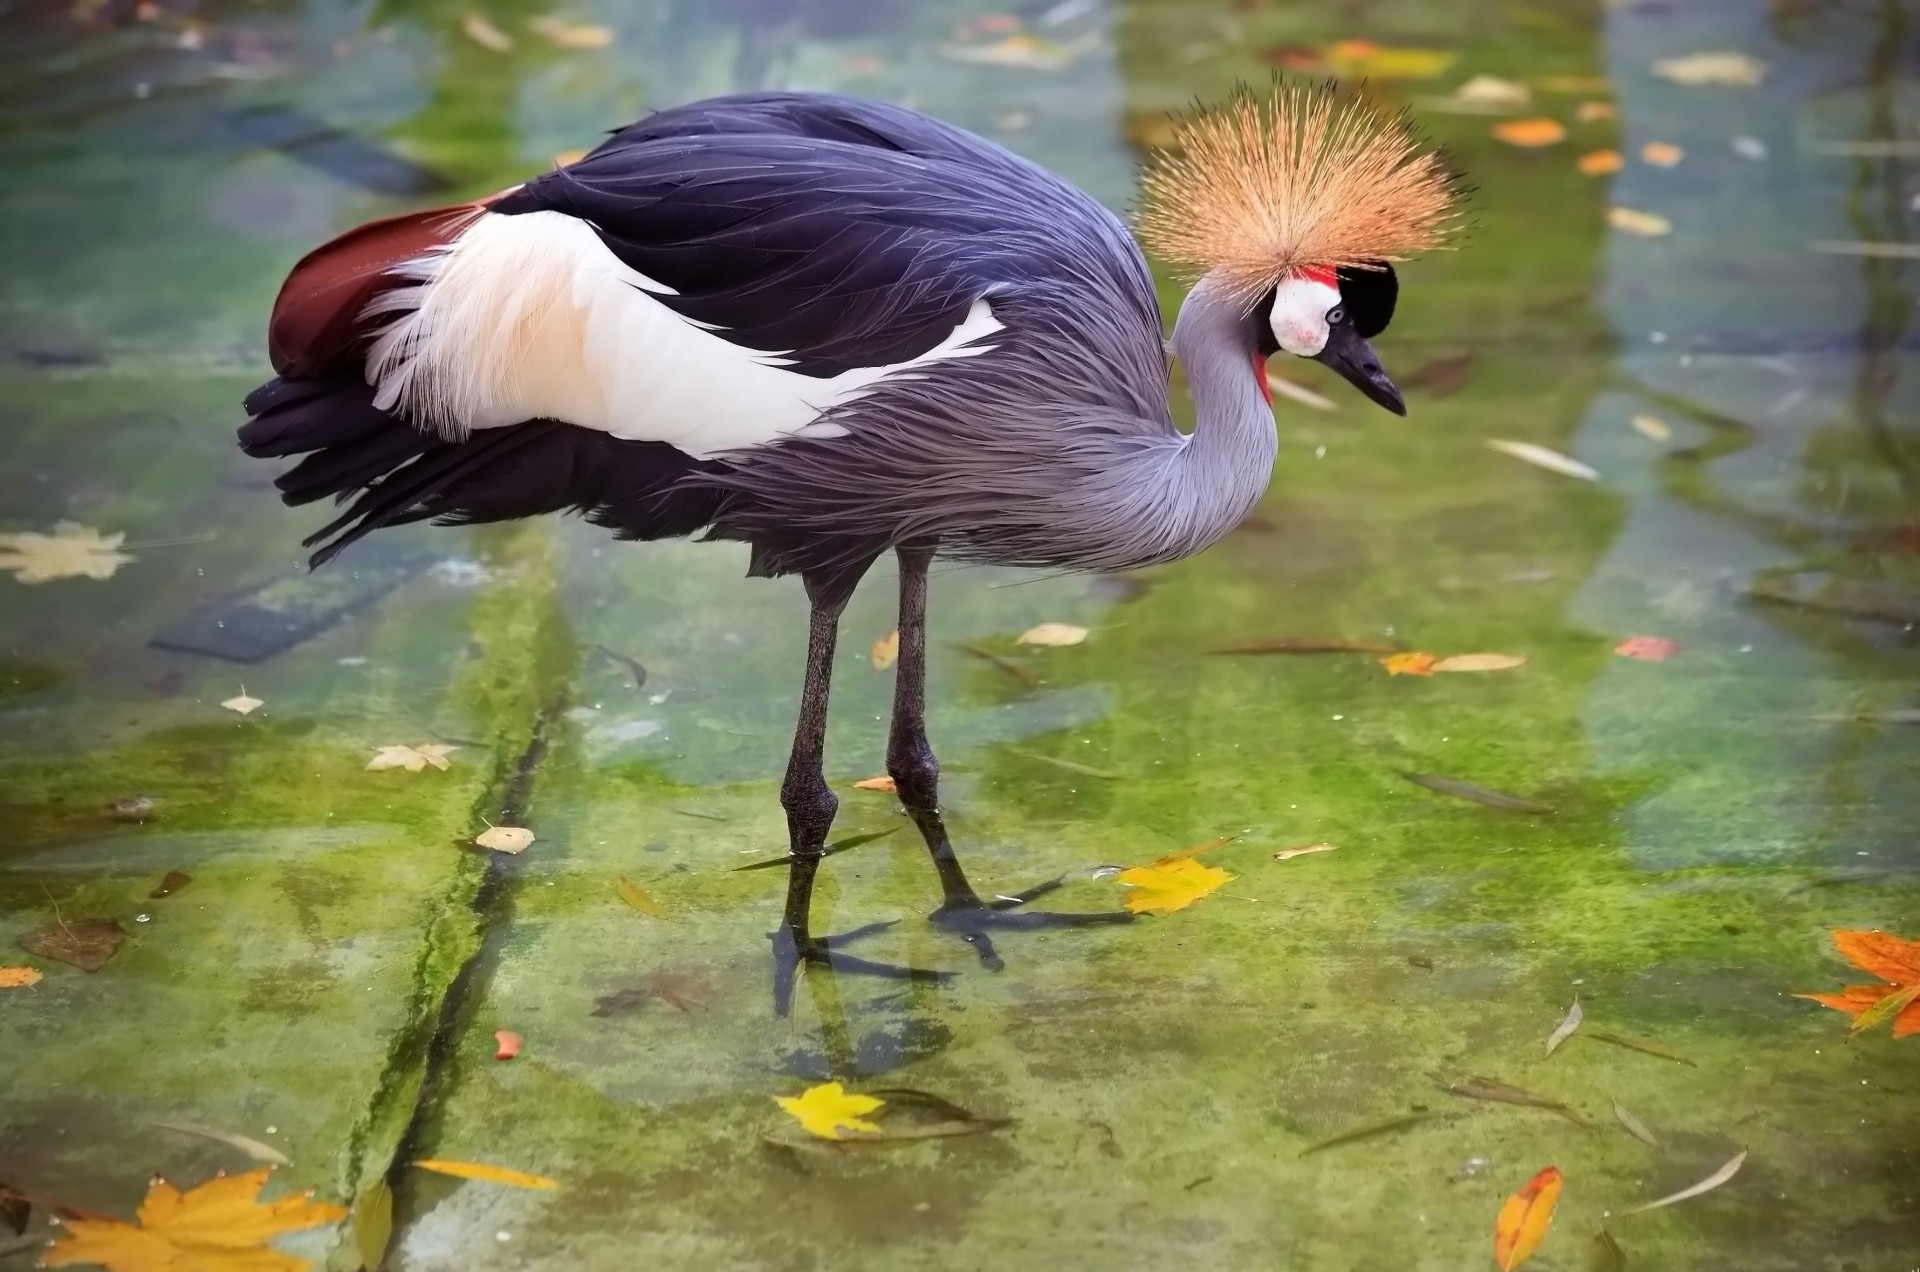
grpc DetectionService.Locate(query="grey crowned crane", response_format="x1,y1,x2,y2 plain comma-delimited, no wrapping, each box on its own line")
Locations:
239,84,1460,1008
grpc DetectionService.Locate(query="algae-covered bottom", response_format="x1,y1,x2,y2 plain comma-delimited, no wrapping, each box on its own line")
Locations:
1,0,1916,1269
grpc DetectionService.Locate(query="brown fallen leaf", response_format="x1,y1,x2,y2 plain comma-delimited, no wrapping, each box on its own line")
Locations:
1434,1074,1592,1128
1494,1166,1563,1271
0,966,43,988
527,15,613,48
870,628,899,670
1433,653,1526,673
1493,118,1566,147
1381,651,1438,676
1401,771,1551,814
460,12,513,51
1577,148,1623,175
19,917,124,972
149,870,191,898
1211,637,1399,655
851,775,897,792
475,824,534,854
614,876,665,918
1641,141,1684,167
42,1168,346,1272
1609,207,1672,237
366,744,458,773
0,522,135,584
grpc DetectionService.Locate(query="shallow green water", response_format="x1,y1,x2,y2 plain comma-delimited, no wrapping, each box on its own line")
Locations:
2,0,1916,1269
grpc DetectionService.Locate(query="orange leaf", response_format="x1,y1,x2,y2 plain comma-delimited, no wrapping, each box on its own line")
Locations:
0,965,42,988
1381,652,1437,676
412,1159,558,1190
1614,635,1679,661
1576,100,1615,121
1830,929,1920,986
1494,1166,1564,1271
494,1029,522,1060
1641,141,1684,167
1493,118,1566,147
44,1168,346,1272
852,775,896,792
1576,148,1622,175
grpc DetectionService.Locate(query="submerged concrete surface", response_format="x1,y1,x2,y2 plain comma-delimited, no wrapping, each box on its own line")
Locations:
2,0,1916,1270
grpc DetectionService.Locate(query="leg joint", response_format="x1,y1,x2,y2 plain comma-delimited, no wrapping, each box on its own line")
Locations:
780,773,838,853
887,740,939,812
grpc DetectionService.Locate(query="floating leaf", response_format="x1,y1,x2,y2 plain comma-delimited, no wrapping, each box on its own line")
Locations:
1381,651,1437,676
1434,653,1527,673
1546,998,1584,1055
870,628,899,670
1588,1031,1696,1065
1652,51,1766,86
1631,414,1671,441
1576,101,1615,121
1795,929,1920,1038
614,876,664,918
460,12,513,50
150,870,191,898
475,824,533,855
1211,637,1399,654
1577,149,1623,175
528,15,613,48
1613,636,1679,662
220,689,264,715
851,775,897,792
1608,207,1672,237
412,1160,557,1191
1401,772,1551,814
775,1082,885,1140
1620,1149,1745,1215
1494,1166,1563,1271
1324,40,1455,79
494,1029,522,1060
0,966,42,988
1116,858,1231,915
957,641,1040,686
1017,621,1088,647
0,522,134,584
1274,842,1337,861
42,1167,346,1272
365,744,458,773
1493,118,1566,147
1590,1227,1627,1272
151,1120,292,1167
1009,748,1120,780
19,917,124,972
354,1176,392,1272
1640,141,1683,167
1443,74,1531,110
1487,439,1599,481
1612,1100,1659,1148
1299,1111,1433,1156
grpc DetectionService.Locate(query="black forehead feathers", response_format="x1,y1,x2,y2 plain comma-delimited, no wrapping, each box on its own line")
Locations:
1336,262,1397,338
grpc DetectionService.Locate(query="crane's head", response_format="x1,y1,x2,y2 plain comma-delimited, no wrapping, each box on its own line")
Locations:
1259,261,1404,415
1136,81,1463,417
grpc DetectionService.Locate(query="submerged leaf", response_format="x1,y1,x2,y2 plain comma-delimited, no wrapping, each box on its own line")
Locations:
1435,1075,1591,1128
151,1119,292,1166
354,1176,392,1272
366,744,458,773
1434,653,1527,673
1274,842,1337,861
870,628,899,670
1640,141,1684,167
1652,51,1766,86
1008,748,1120,780
1116,858,1231,915
1492,117,1566,147
1612,1100,1659,1148
1613,636,1680,662
412,1160,558,1190
1577,148,1623,175
1017,621,1088,647
19,917,124,972
494,1030,522,1061
1620,1149,1745,1214
1400,771,1551,814
1381,651,1438,676
1299,1111,1433,1156
1608,207,1672,237
614,877,665,918
775,1082,885,1140
0,522,135,584
1494,1166,1563,1271
475,824,534,855
957,641,1041,686
1590,1227,1627,1272
149,870,191,898
1631,414,1671,441
1546,998,1584,1056
1487,438,1600,481
220,689,264,715
1587,1032,1696,1065
42,1167,346,1272
1150,834,1237,866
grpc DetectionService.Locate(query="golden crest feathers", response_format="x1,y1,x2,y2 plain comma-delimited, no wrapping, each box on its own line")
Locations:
1136,82,1463,300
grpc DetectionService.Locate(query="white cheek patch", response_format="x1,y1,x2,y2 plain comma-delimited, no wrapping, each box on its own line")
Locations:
1268,277,1342,356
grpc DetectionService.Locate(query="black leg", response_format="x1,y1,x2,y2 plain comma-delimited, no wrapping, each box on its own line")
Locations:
770,558,949,1015
886,543,1132,972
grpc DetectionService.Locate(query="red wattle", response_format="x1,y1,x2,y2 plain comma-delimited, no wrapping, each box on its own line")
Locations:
1253,353,1272,404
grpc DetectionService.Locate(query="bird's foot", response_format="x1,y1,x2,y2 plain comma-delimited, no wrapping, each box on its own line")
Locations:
769,919,954,1016
928,877,1134,972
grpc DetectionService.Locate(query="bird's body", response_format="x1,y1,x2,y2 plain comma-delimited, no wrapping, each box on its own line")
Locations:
241,87,1459,1006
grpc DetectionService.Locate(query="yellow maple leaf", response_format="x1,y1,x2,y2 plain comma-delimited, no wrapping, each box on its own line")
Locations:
0,522,135,584
1116,858,1232,915
774,1082,885,1140
44,1167,346,1272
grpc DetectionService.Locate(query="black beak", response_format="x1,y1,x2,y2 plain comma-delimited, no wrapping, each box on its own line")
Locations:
1313,324,1405,416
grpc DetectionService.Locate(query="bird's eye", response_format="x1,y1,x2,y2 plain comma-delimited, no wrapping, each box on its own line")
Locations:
1326,306,1346,324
